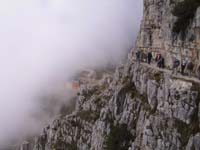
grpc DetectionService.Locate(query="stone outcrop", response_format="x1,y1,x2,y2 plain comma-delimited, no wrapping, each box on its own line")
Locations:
32,0,200,150
32,61,200,150
134,0,200,69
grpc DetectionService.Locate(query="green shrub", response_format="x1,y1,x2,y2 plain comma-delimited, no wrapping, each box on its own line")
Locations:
172,0,200,39
67,143,78,150
52,140,77,150
77,92,80,96
175,114,200,148
77,110,100,122
51,140,68,150
105,124,133,150
175,119,191,147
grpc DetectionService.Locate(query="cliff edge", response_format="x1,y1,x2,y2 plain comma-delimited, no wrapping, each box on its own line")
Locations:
32,0,200,150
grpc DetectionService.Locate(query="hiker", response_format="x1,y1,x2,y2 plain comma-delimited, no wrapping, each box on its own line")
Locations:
155,53,161,62
143,52,148,62
136,50,141,64
160,57,165,68
147,51,153,64
181,59,187,75
156,54,162,68
172,58,180,75
186,61,194,77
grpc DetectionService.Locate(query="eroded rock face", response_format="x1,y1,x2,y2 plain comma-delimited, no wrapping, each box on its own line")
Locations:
32,0,200,149
33,61,200,150
134,0,200,68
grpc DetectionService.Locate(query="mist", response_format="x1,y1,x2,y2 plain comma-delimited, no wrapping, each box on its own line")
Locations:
0,0,143,145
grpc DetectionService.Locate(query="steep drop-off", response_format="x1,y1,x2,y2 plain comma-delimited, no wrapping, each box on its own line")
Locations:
33,61,200,150
32,0,200,150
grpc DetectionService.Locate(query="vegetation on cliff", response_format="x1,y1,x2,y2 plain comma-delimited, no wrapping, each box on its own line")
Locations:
105,124,133,150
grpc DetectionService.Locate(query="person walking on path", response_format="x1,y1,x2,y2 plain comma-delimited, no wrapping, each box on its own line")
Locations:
181,59,187,75
155,53,161,62
136,50,141,64
147,51,153,64
156,53,162,68
157,55,164,68
161,57,165,68
186,61,194,77
172,58,180,75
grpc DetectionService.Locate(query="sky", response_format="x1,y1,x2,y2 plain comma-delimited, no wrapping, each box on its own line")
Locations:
0,0,143,145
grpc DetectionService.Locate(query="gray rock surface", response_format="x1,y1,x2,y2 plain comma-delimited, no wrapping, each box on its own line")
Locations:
32,0,200,150
32,61,200,150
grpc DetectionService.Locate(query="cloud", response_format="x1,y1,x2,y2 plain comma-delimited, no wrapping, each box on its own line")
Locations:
0,0,143,145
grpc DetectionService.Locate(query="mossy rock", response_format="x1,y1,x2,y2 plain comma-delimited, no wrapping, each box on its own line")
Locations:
175,117,200,148
77,110,100,122
67,143,78,150
148,72,162,83
105,124,133,150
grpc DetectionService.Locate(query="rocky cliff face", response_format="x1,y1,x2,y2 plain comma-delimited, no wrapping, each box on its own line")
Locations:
33,61,200,150
32,0,200,150
134,0,200,68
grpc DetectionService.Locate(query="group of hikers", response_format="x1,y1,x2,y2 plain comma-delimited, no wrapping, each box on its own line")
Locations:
135,50,200,79
172,57,194,76
136,50,165,68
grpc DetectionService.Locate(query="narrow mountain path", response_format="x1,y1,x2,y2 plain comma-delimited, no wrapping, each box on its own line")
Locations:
128,52,200,84
140,62,200,84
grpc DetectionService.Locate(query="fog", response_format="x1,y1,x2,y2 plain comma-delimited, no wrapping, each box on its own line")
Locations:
0,0,143,145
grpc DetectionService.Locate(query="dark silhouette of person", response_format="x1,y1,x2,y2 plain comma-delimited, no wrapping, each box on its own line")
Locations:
187,61,194,77
156,54,162,68
147,52,153,64
172,58,180,75
136,50,141,64
161,57,165,68
181,60,187,75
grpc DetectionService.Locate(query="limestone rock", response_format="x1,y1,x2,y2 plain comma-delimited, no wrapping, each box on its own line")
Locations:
32,0,200,150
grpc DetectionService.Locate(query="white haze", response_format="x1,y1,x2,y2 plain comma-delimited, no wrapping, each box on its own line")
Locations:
0,0,142,145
